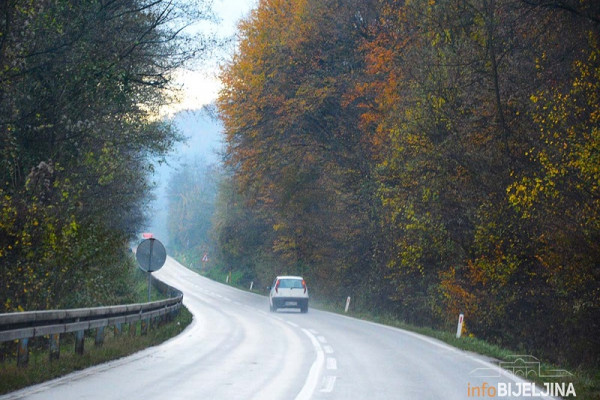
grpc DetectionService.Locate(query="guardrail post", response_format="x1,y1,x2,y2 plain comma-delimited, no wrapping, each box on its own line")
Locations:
140,319,148,335
95,327,104,347
75,330,85,355
114,323,122,337
17,338,29,367
49,333,60,361
129,321,136,337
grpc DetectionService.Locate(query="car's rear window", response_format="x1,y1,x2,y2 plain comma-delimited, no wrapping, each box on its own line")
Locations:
279,279,304,289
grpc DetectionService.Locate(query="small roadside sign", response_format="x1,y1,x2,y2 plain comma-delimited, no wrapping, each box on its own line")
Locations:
202,253,209,263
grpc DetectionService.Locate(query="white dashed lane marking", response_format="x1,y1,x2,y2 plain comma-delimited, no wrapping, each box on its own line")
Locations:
320,376,337,393
326,357,337,370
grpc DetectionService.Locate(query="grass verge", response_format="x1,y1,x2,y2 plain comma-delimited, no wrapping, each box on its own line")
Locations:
312,300,599,400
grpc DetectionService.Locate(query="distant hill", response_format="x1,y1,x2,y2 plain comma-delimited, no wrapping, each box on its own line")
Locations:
146,107,224,245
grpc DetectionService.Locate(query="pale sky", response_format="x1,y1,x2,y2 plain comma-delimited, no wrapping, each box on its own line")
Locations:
164,0,257,116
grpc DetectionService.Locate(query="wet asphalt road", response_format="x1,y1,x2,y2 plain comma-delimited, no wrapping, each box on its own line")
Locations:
1,257,556,400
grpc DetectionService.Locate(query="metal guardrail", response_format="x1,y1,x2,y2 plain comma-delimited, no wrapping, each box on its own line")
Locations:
0,276,183,365
0,296,183,342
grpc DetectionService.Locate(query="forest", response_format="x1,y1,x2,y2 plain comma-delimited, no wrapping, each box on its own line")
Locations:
0,0,211,310
216,0,600,368
1,0,598,373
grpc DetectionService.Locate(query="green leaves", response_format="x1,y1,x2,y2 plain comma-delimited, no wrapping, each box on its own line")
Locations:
0,0,213,311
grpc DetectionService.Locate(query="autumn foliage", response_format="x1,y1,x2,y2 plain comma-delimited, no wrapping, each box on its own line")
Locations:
217,0,599,367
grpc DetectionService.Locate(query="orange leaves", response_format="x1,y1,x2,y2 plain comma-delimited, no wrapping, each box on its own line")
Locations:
215,0,600,366
439,266,478,321
216,0,380,290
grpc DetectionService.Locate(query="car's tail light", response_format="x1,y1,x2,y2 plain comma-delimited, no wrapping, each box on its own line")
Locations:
275,279,280,293
302,280,307,294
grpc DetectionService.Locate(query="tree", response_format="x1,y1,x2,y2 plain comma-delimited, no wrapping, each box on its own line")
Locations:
216,0,600,367
218,0,381,298
167,157,221,267
0,0,213,310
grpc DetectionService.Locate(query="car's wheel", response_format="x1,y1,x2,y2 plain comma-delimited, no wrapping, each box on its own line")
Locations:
300,302,308,313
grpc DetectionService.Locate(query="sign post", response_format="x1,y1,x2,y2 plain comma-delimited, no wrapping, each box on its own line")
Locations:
136,238,167,302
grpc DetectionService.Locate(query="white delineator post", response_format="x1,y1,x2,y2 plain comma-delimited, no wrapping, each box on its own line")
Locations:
345,296,351,313
250,281,254,291
456,313,464,338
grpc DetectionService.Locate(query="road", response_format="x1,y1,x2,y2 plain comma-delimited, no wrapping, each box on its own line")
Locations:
2,257,556,400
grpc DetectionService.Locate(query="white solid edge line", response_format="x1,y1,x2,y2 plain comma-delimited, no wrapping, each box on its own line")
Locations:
295,328,325,400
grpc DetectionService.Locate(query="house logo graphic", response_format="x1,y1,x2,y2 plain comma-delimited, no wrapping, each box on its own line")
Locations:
467,355,576,397
470,355,573,379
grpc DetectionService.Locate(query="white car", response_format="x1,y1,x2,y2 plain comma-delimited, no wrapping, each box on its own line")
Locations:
268,276,309,313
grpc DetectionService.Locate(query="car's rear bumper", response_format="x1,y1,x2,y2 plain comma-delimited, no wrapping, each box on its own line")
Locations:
272,297,309,309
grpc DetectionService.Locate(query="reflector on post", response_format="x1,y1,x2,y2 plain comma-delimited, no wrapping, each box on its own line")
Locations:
456,313,464,338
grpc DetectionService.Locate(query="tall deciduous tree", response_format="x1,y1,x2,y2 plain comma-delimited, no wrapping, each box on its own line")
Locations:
216,0,600,367
0,0,213,310
167,157,220,266
219,0,381,298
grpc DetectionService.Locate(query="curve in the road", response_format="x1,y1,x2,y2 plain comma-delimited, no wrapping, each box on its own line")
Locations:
1,257,558,400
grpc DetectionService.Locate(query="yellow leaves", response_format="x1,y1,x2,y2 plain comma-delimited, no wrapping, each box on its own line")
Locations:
429,94,446,110
507,173,559,218
515,38,600,226
0,190,18,232
272,236,298,255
